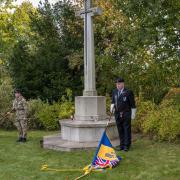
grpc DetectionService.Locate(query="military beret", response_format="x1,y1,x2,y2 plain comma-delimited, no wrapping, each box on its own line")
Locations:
116,77,125,83
14,89,22,94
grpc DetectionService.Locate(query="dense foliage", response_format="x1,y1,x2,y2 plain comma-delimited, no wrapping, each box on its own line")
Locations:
31,89,74,130
0,0,179,102
5,0,83,101
0,1,179,140
0,64,14,129
94,0,179,103
132,88,180,142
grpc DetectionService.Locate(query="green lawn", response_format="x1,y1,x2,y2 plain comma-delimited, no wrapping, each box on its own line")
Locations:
0,130,180,180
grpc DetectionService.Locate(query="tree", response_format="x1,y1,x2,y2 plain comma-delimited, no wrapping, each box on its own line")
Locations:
3,0,179,103
93,0,180,103
8,0,83,101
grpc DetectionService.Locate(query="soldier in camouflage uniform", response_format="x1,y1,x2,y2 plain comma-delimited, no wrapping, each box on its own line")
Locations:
9,89,28,142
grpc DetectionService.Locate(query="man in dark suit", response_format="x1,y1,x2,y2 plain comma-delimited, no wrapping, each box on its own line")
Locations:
111,77,136,151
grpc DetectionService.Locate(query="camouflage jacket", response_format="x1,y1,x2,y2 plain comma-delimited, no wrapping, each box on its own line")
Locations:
13,96,28,119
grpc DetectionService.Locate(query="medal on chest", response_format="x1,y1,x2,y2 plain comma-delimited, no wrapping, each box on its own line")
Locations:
122,92,128,102
123,96,127,102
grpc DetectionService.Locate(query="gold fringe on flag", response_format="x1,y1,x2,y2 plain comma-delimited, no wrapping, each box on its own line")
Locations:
41,164,107,180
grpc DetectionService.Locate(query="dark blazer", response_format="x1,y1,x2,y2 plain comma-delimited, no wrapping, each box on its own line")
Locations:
112,88,136,113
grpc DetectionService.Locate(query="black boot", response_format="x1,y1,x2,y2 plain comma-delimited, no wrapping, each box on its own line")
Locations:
16,137,22,142
115,146,124,151
120,146,124,151
124,146,130,152
22,137,27,142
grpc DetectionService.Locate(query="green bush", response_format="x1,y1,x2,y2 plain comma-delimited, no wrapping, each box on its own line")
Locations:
160,88,180,110
132,89,180,142
106,95,111,116
58,89,74,119
132,99,156,133
142,106,180,141
0,76,14,129
35,102,60,130
34,89,74,130
58,101,74,119
142,88,180,141
27,99,45,129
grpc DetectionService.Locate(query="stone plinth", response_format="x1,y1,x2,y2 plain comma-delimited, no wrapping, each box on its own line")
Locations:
74,96,106,121
43,132,120,152
43,96,119,152
61,120,118,142
43,118,119,152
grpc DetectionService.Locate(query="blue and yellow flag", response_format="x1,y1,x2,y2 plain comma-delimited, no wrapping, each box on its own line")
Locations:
91,131,122,170
41,130,122,180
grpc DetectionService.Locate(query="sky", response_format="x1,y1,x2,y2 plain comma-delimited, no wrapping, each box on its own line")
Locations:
14,0,60,7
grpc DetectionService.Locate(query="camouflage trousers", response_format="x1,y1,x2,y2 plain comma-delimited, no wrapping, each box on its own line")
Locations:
14,119,28,138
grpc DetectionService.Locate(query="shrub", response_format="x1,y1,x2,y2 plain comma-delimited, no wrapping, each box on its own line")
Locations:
132,87,180,142
27,99,45,129
132,98,157,133
59,89,75,119
106,95,111,116
160,88,180,110
34,89,75,130
142,106,180,141
35,102,60,130
163,88,180,102
35,100,75,131
58,101,74,119
131,88,180,141
0,77,14,129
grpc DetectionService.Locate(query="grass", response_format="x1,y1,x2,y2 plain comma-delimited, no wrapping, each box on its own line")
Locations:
0,130,180,180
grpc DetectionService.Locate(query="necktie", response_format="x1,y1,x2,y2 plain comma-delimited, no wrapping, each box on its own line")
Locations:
118,90,121,98
118,89,123,98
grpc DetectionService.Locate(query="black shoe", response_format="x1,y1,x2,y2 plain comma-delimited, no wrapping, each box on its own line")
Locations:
115,146,124,151
22,138,27,142
124,146,130,152
40,140,43,148
120,146,124,151
16,137,22,142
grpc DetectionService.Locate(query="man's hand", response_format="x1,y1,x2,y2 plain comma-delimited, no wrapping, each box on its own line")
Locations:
131,108,137,120
110,104,115,113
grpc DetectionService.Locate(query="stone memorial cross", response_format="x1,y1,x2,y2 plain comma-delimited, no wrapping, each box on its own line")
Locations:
76,0,102,96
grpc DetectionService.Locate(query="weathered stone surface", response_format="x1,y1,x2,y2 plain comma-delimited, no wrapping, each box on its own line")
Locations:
60,119,118,142
43,133,120,152
74,96,106,121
